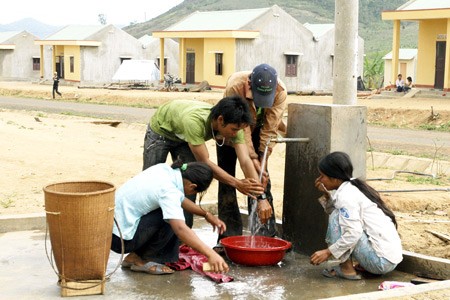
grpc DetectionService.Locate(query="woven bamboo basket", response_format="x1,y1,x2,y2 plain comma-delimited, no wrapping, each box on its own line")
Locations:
44,181,115,295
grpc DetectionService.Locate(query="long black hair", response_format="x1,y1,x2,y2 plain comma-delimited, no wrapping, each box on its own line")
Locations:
210,95,253,126
318,151,397,228
171,158,213,195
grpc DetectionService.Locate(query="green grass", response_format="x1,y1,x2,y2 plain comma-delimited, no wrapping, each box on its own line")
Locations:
386,150,407,156
369,120,450,133
1,193,16,208
419,122,450,132
405,175,448,186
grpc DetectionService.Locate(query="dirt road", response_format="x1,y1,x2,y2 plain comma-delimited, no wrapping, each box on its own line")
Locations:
1,95,449,161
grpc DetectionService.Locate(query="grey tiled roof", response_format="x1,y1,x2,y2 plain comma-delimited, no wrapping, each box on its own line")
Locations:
398,0,450,10
44,25,106,40
0,31,21,43
164,7,270,31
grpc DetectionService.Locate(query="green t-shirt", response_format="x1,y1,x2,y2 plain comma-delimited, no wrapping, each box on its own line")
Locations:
150,100,245,145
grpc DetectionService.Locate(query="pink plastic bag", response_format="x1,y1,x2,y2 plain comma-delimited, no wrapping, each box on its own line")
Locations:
378,281,415,290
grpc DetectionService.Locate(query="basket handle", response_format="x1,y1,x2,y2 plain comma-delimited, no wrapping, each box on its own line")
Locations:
44,215,125,291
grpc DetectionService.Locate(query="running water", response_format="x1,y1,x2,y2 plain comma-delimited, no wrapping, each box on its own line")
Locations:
248,138,276,247
248,199,266,248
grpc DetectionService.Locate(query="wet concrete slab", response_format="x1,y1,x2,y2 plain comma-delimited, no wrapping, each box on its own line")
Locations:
1,218,422,300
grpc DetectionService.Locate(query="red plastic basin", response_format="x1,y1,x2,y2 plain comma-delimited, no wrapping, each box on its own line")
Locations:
220,236,292,266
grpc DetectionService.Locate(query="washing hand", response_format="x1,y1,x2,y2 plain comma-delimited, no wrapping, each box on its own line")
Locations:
237,178,264,199
257,199,273,224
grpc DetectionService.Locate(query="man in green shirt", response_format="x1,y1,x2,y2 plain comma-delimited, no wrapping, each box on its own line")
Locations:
143,96,268,228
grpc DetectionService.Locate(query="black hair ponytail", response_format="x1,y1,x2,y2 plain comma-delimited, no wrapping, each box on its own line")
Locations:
171,158,213,193
350,178,397,228
319,152,397,228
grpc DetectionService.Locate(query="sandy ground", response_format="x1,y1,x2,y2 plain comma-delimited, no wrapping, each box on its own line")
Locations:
0,81,449,261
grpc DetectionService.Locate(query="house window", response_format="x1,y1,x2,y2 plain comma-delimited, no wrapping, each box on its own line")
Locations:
120,57,131,64
156,58,168,74
331,55,334,77
32,58,40,71
215,53,223,75
70,56,74,73
285,55,297,77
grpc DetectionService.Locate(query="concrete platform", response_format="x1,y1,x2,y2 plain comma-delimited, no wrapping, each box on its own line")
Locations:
367,152,450,177
370,89,450,100
1,215,450,299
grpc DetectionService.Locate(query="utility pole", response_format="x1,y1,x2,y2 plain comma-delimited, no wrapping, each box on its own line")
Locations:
333,0,359,105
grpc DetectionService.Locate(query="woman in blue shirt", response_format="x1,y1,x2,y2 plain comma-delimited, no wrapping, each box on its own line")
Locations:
111,159,229,274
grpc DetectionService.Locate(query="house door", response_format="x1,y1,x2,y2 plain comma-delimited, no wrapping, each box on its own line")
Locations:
186,52,195,84
434,41,446,89
400,63,407,79
55,56,64,79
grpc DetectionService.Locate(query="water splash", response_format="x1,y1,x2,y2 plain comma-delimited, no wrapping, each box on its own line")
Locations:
248,199,264,237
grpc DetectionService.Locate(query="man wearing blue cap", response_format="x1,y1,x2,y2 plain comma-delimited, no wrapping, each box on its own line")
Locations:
214,64,287,251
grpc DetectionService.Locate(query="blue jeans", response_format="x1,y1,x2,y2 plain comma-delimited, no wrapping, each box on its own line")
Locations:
142,125,196,228
326,210,397,275
216,126,277,240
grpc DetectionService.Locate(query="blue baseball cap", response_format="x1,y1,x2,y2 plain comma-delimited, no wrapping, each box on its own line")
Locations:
250,64,277,108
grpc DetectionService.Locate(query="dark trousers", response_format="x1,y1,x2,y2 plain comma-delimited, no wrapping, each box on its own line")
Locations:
142,126,196,227
111,208,180,263
52,86,61,98
216,127,277,241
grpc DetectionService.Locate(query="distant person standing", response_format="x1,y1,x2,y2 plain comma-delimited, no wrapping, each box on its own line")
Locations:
52,72,62,99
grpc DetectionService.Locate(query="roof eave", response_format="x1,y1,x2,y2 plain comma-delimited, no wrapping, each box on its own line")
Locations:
382,8,450,21
152,30,259,39
0,44,15,50
34,40,102,46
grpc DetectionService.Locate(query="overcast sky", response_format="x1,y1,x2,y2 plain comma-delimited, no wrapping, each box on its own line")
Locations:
2,0,184,26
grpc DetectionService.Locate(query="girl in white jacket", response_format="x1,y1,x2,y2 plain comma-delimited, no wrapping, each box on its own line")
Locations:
310,152,402,280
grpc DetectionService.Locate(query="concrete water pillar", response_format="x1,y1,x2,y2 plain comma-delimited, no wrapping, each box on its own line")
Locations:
282,104,367,254
282,0,367,255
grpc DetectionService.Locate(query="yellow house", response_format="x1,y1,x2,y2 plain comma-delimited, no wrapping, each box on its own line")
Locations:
35,25,144,85
382,0,450,90
152,8,264,88
383,48,418,87
152,5,364,92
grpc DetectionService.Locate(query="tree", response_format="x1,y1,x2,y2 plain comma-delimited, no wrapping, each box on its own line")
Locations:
363,52,385,90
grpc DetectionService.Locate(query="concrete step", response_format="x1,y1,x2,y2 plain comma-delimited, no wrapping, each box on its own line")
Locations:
373,89,450,100
367,152,450,177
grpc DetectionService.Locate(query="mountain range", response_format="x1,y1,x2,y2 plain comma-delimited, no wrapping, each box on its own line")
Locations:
1,1,418,55
0,18,62,39
123,0,418,55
